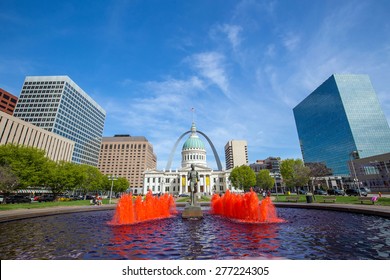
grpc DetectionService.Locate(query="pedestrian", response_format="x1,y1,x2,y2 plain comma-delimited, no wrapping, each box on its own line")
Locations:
262,191,266,198
378,192,382,198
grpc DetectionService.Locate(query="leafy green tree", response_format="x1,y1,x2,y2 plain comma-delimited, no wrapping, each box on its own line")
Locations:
280,159,311,192
42,161,80,198
113,177,129,193
305,162,333,191
229,165,256,191
0,144,48,188
0,164,19,193
103,176,129,195
256,169,275,190
78,164,105,198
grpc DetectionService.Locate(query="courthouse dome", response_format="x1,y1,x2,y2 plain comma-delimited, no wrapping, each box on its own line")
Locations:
182,123,205,150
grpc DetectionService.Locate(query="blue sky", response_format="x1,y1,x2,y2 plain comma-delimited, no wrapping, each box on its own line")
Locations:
1,0,390,170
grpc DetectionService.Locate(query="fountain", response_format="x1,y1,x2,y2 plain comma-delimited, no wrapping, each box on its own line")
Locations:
110,191,177,225
211,189,284,223
1,201,390,259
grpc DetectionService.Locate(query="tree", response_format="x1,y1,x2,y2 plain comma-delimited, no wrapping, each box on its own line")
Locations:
42,161,80,198
229,165,256,191
305,162,333,191
0,144,49,188
113,177,129,193
256,169,275,190
0,164,19,193
78,165,105,198
103,176,130,195
280,159,311,192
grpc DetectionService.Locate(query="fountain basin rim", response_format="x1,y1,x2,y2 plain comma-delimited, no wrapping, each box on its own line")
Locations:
275,202,390,218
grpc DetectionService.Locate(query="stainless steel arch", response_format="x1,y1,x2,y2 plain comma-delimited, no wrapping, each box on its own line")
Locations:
165,130,223,171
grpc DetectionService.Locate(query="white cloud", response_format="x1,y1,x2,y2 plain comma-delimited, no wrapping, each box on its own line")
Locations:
211,24,243,51
282,32,300,52
188,52,231,99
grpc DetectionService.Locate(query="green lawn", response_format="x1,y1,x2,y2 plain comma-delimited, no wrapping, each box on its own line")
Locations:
0,198,115,211
271,194,390,206
1,194,389,211
176,195,211,203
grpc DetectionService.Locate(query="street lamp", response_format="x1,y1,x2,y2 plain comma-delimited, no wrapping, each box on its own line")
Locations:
108,175,118,204
272,172,280,201
349,151,361,197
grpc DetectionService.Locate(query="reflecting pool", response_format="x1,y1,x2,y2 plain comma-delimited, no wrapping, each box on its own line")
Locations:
0,208,389,259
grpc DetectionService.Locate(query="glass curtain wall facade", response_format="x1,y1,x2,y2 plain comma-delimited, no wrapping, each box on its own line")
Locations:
13,76,106,166
293,74,390,176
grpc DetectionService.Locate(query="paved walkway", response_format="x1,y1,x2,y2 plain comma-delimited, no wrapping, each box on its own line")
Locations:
0,201,390,223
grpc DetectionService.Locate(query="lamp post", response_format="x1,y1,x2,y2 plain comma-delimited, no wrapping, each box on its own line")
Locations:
108,175,118,204
273,172,279,201
349,151,361,197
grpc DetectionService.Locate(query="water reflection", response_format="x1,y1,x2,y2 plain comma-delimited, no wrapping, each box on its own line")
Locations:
107,211,280,259
0,208,389,259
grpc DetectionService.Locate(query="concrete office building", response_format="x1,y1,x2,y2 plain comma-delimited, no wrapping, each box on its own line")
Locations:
293,74,390,176
349,152,390,192
250,157,282,188
13,76,106,166
98,135,157,192
0,88,18,115
225,140,248,170
0,111,74,162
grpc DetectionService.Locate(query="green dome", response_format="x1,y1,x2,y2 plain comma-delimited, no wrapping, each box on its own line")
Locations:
182,122,205,150
182,136,205,150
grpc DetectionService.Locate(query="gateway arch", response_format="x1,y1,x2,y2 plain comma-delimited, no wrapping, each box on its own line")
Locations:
165,130,223,171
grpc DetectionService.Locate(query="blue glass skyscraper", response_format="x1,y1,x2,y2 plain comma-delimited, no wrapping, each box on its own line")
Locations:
13,76,106,166
293,74,390,176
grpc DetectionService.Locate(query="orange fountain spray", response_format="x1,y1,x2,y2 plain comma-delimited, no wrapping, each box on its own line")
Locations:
111,191,177,225
211,189,284,223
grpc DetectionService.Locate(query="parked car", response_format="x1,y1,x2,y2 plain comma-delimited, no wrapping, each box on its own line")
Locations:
298,189,307,195
346,188,367,196
360,187,371,194
314,189,327,195
37,194,55,202
178,193,190,197
327,189,345,196
5,195,31,204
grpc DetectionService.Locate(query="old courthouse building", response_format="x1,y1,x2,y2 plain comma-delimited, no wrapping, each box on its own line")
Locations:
143,123,235,195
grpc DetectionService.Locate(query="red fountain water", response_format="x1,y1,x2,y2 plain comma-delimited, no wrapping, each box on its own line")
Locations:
211,189,284,223
111,191,177,225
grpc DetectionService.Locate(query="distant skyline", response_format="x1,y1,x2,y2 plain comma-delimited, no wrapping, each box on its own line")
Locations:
1,0,390,170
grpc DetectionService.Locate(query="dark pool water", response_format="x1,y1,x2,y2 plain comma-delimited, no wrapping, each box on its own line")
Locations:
0,208,389,260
